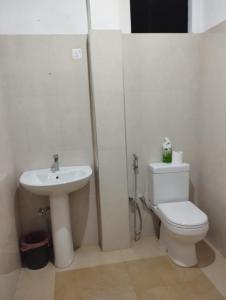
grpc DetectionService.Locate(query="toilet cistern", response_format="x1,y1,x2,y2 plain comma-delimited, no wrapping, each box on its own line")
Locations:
148,162,209,267
51,154,59,172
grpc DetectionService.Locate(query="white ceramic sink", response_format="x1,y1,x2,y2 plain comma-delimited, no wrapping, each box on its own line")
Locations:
20,166,92,195
19,165,92,268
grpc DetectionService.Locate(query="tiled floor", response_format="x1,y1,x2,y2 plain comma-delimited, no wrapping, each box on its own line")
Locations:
55,256,224,300
14,237,226,300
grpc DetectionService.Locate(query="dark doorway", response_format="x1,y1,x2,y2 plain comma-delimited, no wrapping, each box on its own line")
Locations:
130,0,188,33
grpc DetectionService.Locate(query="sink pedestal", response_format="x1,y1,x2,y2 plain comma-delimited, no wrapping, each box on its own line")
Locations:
50,193,74,268
20,165,92,268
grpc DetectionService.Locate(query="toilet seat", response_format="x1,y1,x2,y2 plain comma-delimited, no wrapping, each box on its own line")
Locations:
157,201,208,229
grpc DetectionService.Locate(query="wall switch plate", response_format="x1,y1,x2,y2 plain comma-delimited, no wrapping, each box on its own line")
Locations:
72,48,82,59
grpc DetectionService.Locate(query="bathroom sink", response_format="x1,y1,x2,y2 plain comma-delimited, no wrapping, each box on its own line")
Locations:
19,165,92,269
20,166,92,196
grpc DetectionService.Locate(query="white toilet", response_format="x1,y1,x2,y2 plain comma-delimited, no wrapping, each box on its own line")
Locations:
148,162,209,267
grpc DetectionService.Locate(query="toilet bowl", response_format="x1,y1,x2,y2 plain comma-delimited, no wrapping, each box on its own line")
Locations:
148,162,209,267
153,201,209,267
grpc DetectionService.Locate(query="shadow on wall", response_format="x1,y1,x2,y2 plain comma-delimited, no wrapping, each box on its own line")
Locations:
0,174,20,275
16,183,91,248
189,180,196,204
17,187,49,237
70,183,91,248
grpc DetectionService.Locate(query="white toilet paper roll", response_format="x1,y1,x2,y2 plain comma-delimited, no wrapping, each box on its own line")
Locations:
172,151,183,164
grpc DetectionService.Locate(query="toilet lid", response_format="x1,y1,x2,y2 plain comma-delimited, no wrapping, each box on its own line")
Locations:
157,201,208,227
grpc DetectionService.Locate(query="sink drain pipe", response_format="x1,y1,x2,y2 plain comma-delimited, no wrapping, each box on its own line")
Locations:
37,206,53,252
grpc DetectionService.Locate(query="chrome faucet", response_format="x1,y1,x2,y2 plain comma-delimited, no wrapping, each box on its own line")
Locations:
51,154,59,172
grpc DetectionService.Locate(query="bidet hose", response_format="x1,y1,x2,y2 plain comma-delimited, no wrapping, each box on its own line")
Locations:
133,154,142,241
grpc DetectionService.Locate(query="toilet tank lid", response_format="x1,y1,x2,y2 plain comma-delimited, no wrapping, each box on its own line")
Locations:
149,163,190,174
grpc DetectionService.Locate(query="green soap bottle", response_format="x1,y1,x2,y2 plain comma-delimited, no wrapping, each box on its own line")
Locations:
162,137,172,163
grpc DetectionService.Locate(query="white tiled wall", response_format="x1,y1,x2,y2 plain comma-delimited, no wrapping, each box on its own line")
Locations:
122,34,201,237
199,22,226,256
0,89,20,299
0,35,99,248
1,24,226,300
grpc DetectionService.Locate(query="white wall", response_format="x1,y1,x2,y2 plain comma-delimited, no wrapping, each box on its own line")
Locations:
1,0,225,35
0,0,131,34
0,0,88,34
118,0,131,34
190,0,226,33
203,0,226,31
189,0,205,33
89,0,226,34
88,0,131,33
88,0,120,31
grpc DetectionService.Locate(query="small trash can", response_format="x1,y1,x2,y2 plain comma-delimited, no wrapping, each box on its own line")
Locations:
20,231,49,270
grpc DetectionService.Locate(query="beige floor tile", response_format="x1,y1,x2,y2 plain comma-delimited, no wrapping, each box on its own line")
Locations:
56,245,102,271
200,241,226,298
0,269,20,300
14,237,226,300
115,282,222,300
84,288,138,300
131,236,166,260
96,249,124,265
57,245,124,272
55,256,224,300
14,263,55,300
120,247,138,262
125,256,173,290
174,281,224,300
55,263,137,300
125,256,202,290
137,285,184,300
57,237,165,273
126,256,224,300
